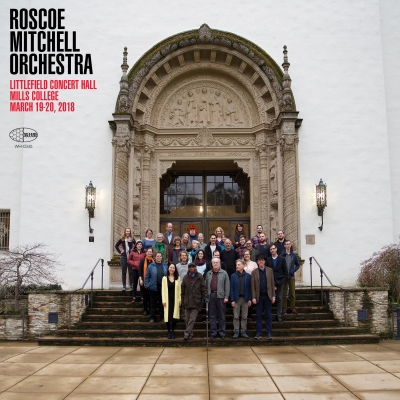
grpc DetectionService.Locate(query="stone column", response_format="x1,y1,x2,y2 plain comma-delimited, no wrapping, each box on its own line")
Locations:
255,132,269,230
279,117,300,250
112,114,133,250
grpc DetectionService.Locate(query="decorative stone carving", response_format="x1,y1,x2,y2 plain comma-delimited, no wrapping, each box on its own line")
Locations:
195,128,215,147
269,151,278,196
159,161,176,178
132,212,140,237
160,81,248,128
146,65,262,127
270,211,277,242
235,160,251,177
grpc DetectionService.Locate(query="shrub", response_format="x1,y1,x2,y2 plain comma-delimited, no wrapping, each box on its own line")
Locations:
358,244,400,302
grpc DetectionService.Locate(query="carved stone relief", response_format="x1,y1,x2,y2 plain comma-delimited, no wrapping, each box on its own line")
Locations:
146,64,264,127
270,210,277,243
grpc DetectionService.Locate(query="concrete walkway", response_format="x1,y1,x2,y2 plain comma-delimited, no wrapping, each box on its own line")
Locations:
0,341,400,399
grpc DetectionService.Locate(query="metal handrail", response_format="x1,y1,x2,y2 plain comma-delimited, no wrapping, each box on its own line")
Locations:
309,256,347,326
68,258,104,329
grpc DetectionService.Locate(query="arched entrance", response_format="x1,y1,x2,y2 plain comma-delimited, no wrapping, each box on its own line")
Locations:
108,24,302,287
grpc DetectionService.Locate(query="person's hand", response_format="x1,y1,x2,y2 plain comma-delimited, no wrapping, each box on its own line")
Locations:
224,298,228,303
139,278,143,286
252,298,257,305
179,301,182,306
162,302,166,307
231,301,236,307
272,298,276,304
247,300,252,307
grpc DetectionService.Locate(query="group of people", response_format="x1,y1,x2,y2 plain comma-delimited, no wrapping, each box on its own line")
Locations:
114,223,300,340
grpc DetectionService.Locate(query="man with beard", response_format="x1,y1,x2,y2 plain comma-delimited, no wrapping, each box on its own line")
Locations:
255,232,271,259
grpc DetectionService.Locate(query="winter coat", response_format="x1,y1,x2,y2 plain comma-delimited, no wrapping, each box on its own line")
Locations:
181,272,208,309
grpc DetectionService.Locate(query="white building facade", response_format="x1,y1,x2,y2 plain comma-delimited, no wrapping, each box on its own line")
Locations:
1,0,399,289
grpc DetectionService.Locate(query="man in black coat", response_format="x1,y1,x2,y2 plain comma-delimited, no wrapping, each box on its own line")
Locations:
266,243,288,322
221,239,238,278
205,234,222,263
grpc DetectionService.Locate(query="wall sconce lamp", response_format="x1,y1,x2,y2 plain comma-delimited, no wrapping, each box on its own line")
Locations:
85,181,96,233
316,178,327,231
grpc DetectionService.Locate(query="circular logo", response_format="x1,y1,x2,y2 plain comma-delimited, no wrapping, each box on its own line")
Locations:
9,127,38,143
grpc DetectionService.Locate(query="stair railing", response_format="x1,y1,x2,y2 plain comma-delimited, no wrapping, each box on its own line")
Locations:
68,258,104,329
309,256,347,326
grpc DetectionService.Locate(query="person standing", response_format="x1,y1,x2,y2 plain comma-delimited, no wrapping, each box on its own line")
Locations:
145,251,168,323
274,230,288,256
198,233,206,250
245,239,259,262
115,227,136,293
230,259,252,338
255,232,271,259
162,263,181,339
176,250,189,281
235,235,247,259
251,224,267,248
205,234,221,263
181,263,208,340
251,253,276,340
139,248,153,316
221,239,238,278
168,236,182,265
233,223,246,248
163,222,174,251
205,258,230,339
152,233,169,264
188,224,198,243
142,228,156,250
127,240,145,303
282,240,300,315
266,244,288,322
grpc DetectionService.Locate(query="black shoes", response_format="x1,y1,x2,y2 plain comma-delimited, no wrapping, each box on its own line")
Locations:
277,315,282,322
254,334,262,340
143,311,148,316
167,331,172,339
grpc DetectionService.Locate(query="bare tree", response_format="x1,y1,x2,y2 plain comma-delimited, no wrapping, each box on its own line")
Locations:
0,243,63,312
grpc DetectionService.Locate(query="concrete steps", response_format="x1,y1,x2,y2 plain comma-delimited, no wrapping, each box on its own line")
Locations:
38,288,379,346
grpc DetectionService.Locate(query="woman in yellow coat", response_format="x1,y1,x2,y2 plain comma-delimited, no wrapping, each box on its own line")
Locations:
162,263,181,339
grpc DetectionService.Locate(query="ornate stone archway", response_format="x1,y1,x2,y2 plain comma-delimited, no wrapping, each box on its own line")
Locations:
108,24,302,285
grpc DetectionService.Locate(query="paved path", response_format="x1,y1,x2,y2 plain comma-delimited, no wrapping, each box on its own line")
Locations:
0,341,400,399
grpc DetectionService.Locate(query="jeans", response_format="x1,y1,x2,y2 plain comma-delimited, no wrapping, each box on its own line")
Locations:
209,293,226,338
255,294,272,335
130,270,139,297
275,283,284,318
283,278,296,310
233,296,248,333
120,256,132,289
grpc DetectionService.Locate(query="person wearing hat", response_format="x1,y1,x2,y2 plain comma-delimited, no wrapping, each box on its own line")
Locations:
127,240,145,302
251,252,276,340
181,263,208,340
188,224,198,244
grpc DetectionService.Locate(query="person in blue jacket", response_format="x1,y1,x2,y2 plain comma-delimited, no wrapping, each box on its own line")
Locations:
281,240,300,315
145,251,168,323
230,259,252,338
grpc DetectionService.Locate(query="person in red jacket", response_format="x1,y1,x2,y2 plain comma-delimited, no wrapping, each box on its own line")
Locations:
128,240,146,303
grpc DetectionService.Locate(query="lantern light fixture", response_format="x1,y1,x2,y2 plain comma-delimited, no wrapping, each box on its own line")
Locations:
316,178,327,231
85,181,96,233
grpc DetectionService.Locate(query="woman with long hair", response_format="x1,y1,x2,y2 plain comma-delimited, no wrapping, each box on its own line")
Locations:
142,228,156,250
243,249,258,274
162,263,181,339
233,223,246,248
194,249,207,277
139,247,154,315
115,227,136,292
169,236,182,265
128,240,145,303
181,233,191,251
176,250,189,282
215,227,224,248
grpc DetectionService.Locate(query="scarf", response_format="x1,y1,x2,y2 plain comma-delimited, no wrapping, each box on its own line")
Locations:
195,257,205,267
125,238,132,255
155,242,165,257
188,271,197,282
143,256,154,279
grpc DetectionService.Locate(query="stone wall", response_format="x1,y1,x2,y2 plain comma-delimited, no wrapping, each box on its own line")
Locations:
28,292,87,337
0,316,28,340
327,287,391,336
